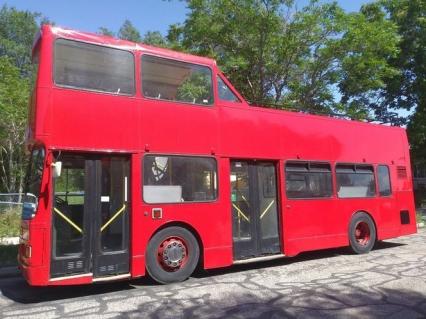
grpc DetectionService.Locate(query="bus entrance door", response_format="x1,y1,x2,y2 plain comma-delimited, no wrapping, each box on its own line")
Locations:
50,154,130,279
231,160,281,260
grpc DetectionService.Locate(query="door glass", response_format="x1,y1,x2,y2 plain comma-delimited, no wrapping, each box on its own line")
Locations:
100,158,128,252
53,158,85,257
231,162,251,241
258,164,279,241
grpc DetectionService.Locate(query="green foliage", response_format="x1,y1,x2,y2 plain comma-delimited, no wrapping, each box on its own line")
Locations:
1,1,426,197
0,5,42,76
379,0,426,163
337,3,400,119
409,109,426,164
173,0,399,118
0,57,30,193
143,31,168,47
0,5,46,194
98,27,115,37
118,19,142,42
0,208,21,238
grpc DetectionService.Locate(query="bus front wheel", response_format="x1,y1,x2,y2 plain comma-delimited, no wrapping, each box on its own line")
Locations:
146,226,200,284
349,212,376,254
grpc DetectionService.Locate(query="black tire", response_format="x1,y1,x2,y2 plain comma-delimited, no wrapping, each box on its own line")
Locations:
146,226,200,284
349,212,376,254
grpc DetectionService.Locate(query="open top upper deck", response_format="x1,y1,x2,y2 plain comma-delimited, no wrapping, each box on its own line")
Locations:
28,25,409,168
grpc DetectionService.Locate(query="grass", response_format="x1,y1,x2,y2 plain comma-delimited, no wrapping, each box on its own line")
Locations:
0,207,21,238
0,207,20,267
0,244,18,267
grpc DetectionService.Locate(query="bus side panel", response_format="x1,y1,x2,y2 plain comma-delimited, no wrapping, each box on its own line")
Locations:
219,106,284,159
283,199,382,256
140,99,219,156
203,157,234,269
135,202,234,271
396,191,417,236
50,89,140,152
134,156,233,275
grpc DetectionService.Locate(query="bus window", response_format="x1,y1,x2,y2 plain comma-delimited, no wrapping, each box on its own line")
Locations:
336,164,376,198
378,165,392,196
141,55,213,105
143,155,217,203
54,39,135,95
24,147,45,199
285,162,332,199
217,76,240,102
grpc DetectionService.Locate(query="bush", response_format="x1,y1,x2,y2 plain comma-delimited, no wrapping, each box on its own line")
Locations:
0,207,21,238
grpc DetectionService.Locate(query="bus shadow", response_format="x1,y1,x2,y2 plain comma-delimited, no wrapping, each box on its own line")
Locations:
191,241,406,279
0,241,405,304
0,277,135,304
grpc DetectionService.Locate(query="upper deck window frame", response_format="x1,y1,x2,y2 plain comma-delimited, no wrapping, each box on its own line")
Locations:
141,54,215,107
217,74,241,103
53,38,136,96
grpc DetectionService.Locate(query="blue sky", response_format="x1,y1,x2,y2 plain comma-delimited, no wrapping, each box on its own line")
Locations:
3,0,373,36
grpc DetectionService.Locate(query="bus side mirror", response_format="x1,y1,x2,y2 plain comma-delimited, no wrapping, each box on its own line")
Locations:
52,161,62,178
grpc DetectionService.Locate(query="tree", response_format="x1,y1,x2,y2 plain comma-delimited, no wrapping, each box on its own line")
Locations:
172,0,399,119
0,57,29,193
98,27,115,37
143,31,168,47
0,5,46,194
378,0,426,162
118,19,142,42
0,5,42,76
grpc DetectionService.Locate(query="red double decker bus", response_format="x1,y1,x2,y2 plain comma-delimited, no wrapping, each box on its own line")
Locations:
19,25,417,286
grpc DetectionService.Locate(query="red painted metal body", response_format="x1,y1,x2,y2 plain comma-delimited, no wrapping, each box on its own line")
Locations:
19,25,417,286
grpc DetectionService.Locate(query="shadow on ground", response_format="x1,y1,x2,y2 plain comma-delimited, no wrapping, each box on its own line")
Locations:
191,241,405,279
0,241,406,305
118,287,426,319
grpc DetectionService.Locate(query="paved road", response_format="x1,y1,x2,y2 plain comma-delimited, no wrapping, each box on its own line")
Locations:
1,229,425,319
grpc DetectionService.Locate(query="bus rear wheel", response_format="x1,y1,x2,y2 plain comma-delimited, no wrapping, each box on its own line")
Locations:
349,212,376,254
146,226,200,284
